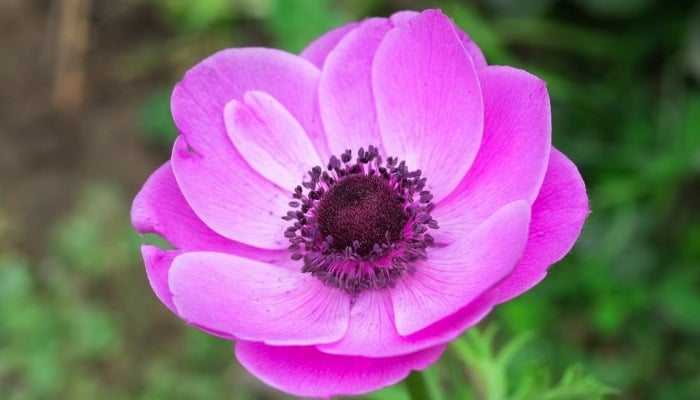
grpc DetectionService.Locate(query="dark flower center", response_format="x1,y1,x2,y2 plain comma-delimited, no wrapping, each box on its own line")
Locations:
283,146,439,295
316,174,407,257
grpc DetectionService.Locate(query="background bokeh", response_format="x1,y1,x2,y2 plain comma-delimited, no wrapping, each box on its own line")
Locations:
1,0,699,399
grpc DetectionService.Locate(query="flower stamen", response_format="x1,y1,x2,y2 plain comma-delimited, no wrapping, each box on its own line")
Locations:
283,146,439,295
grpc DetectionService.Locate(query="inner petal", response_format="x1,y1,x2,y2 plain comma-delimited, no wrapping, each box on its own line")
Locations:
225,90,322,192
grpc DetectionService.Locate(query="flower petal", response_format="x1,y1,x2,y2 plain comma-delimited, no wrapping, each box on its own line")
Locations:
317,289,495,357
171,47,327,158
131,161,262,254
389,10,419,25
170,49,329,248
169,251,350,345
373,9,483,203
235,341,446,398
391,200,531,335
434,66,551,237
171,136,290,249
495,148,590,303
319,18,392,154
224,91,322,191
390,10,487,69
301,22,359,68
141,245,180,313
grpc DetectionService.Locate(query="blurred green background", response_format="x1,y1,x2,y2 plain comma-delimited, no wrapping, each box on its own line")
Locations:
1,0,699,399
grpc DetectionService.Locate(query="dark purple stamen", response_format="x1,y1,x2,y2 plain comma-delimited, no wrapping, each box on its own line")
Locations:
283,146,439,295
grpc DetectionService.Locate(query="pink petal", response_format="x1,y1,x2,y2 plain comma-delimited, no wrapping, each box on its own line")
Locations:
131,161,263,254
170,49,329,248
235,341,446,398
391,10,487,69
319,18,392,155
373,9,483,203
391,200,531,335
317,290,495,357
141,245,180,313
434,66,551,237
495,148,590,303
389,10,419,25
455,28,488,70
301,22,360,68
172,47,327,159
169,251,350,346
224,91,322,191
171,136,290,250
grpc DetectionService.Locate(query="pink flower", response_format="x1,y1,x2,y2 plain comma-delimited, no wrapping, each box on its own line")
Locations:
131,9,589,398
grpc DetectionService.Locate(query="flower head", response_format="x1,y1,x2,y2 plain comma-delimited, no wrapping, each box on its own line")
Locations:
131,9,589,398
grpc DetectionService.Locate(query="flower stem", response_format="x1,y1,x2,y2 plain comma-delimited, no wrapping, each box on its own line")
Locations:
404,371,432,400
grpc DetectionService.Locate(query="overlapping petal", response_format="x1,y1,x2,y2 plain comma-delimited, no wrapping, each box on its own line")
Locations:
319,18,392,154
301,22,360,68
235,341,446,398
317,290,495,357
373,9,483,203
391,200,531,335
495,148,590,303
224,91,322,191
170,48,327,249
434,66,551,237
131,161,267,255
169,251,351,345
141,245,180,314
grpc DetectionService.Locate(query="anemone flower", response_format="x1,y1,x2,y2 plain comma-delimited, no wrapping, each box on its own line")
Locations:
131,8,589,398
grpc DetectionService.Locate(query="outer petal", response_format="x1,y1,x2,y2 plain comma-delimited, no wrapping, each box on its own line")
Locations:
170,49,327,248
389,10,419,25
301,22,359,68
495,148,590,303
171,136,290,249
319,18,392,154
224,91,322,191
169,251,350,345
235,341,446,398
391,200,531,335
390,10,487,69
131,161,272,255
141,245,180,313
455,27,488,69
172,47,326,158
140,246,239,340
434,66,551,237
317,290,496,357
373,9,483,203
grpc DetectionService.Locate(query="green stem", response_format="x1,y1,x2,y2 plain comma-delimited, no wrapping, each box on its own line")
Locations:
404,371,432,400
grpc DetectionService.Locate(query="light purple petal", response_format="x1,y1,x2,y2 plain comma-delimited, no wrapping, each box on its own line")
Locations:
391,9,487,69
224,91,322,192
172,47,327,158
131,161,272,256
317,290,495,357
141,245,180,313
389,10,419,25
235,341,446,398
170,48,329,249
169,251,350,345
171,136,290,250
495,148,590,303
391,200,531,335
373,9,483,203
434,66,551,237
455,28,488,69
301,22,360,68
319,18,392,155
